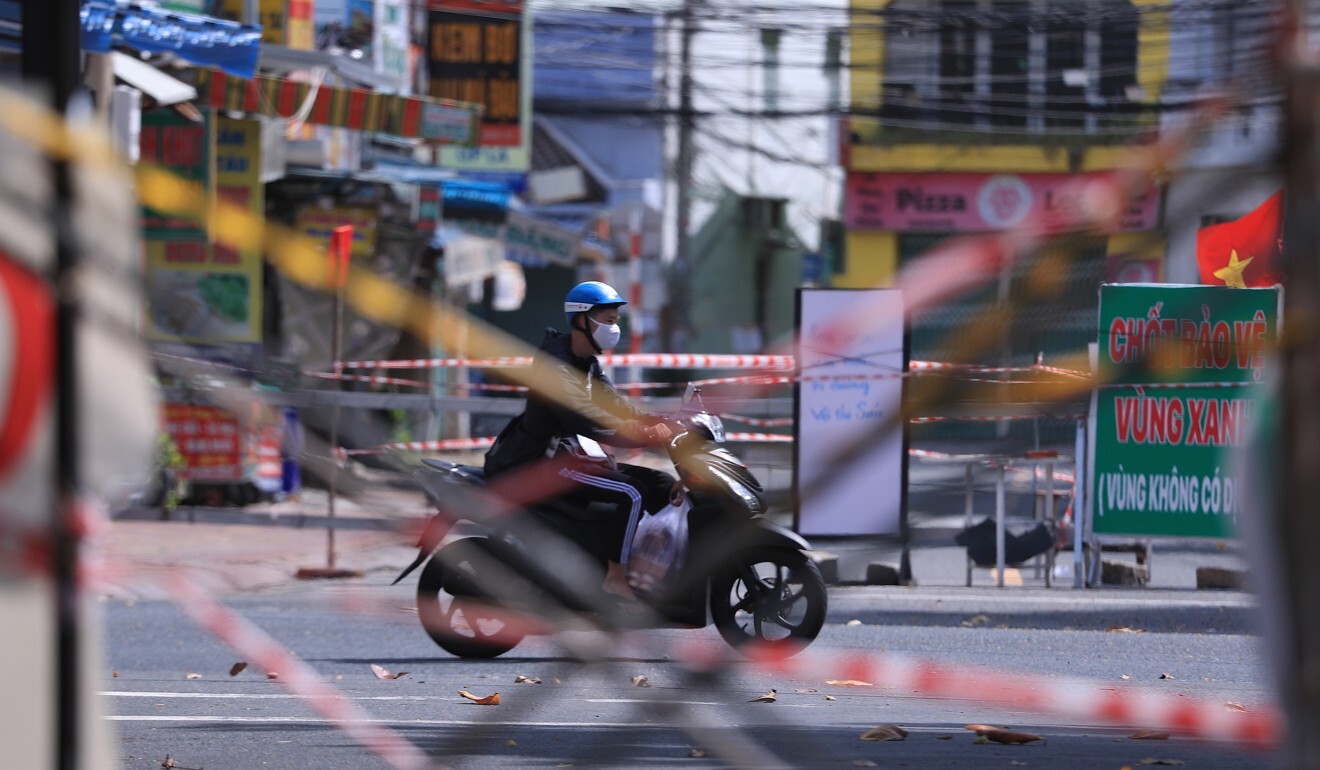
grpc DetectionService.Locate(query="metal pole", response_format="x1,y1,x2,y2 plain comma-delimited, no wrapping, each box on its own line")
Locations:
327,290,343,569
628,207,643,396
24,1,84,767
672,0,697,348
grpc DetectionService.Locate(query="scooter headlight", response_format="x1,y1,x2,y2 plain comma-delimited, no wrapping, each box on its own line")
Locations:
707,465,763,514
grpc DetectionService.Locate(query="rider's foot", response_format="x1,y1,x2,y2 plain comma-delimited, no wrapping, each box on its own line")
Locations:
602,561,639,601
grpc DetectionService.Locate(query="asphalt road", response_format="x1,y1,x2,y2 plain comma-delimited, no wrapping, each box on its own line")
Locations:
102,577,1278,769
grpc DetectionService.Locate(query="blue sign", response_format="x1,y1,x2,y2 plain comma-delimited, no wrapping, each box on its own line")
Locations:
81,1,262,79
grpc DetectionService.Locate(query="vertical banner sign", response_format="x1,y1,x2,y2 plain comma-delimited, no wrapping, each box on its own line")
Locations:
1092,284,1281,538
795,288,908,536
211,116,264,344
428,0,524,148
139,109,212,242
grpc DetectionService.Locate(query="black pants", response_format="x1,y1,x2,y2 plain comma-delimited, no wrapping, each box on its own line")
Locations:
551,460,676,564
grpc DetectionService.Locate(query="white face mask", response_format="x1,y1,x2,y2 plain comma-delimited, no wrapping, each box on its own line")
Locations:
588,316,622,350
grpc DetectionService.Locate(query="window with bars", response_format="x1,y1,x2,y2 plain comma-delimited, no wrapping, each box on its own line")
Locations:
879,0,1140,136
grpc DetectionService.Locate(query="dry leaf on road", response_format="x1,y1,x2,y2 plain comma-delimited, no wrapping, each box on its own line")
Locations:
228,662,247,677
824,695,836,701
749,688,778,703
859,724,908,741
826,679,874,687
266,672,279,680
185,673,202,680
1107,626,1147,633
964,724,1002,734
689,748,709,758
371,664,408,680
458,690,501,705
504,739,517,747
1159,673,1175,680
1225,702,1248,712
1131,729,1171,740
981,729,1044,745
515,675,542,684
631,675,651,688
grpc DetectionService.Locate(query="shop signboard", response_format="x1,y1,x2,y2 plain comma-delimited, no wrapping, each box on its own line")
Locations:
220,0,315,49
211,116,264,344
844,171,1162,233
139,109,213,241
1091,284,1280,539
795,288,907,536
142,113,266,351
163,403,283,485
295,206,379,258
162,403,244,481
430,0,531,166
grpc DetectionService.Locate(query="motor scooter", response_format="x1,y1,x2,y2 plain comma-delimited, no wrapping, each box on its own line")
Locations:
392,386,827,659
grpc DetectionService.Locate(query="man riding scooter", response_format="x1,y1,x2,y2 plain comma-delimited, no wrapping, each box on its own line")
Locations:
483,281,677,604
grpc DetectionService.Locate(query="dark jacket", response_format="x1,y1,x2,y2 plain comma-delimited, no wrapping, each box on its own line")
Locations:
484,328,648,476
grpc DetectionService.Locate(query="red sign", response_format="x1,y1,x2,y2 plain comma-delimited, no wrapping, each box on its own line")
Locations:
163,403,243,481
845,172,1162,233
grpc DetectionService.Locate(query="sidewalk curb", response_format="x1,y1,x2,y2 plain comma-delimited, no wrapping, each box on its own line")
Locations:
112,506,417,532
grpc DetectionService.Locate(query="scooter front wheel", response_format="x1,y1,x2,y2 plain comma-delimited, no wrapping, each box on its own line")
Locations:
710,546,827,659
416,540,525,659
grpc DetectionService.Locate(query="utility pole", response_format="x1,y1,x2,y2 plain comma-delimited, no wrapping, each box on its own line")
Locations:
672,0,697,349
22,2,84,769
1274,2,1320,766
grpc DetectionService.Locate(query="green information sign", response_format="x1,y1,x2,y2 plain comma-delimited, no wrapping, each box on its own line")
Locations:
1091,284,1280,538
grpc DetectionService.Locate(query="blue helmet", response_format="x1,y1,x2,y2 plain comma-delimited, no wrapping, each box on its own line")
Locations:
564,281,626,324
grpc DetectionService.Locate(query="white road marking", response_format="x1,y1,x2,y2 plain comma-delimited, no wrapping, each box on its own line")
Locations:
106,715,686,728
105,691,435,701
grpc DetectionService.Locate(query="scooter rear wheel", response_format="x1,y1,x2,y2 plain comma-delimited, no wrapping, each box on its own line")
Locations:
710,546,827,658
416,540,525,659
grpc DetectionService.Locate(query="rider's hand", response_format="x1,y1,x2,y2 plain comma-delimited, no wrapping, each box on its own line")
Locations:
621,420,673,445
644,422,674,444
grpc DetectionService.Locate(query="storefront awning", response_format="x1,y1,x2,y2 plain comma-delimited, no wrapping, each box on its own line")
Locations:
81,1,261,79
194,69,482,145
110,51,196,106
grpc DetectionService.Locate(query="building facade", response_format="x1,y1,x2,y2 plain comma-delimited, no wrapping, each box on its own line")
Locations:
842,0,1175,370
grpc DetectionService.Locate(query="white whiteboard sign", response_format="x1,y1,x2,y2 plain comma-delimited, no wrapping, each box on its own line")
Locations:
795,288,907,536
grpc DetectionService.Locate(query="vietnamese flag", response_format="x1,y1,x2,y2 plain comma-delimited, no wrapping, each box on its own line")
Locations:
1196,191,1284,288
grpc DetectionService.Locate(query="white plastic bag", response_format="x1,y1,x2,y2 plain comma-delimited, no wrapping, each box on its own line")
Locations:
625,497,691,597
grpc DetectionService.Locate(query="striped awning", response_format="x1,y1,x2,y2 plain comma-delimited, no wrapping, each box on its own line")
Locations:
194,69,482,145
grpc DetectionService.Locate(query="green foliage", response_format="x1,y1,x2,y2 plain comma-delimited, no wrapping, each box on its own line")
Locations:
155,432,188,511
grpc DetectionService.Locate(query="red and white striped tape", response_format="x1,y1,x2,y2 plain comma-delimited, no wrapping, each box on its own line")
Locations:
717,414,795,428
304,371,433,389
342,432,794,455
342,437,496,455
910,413,1087,423
336,354,797,371
697,642,1281,750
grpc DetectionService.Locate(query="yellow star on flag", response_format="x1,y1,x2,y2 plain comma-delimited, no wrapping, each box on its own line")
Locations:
1213,249,1254,289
